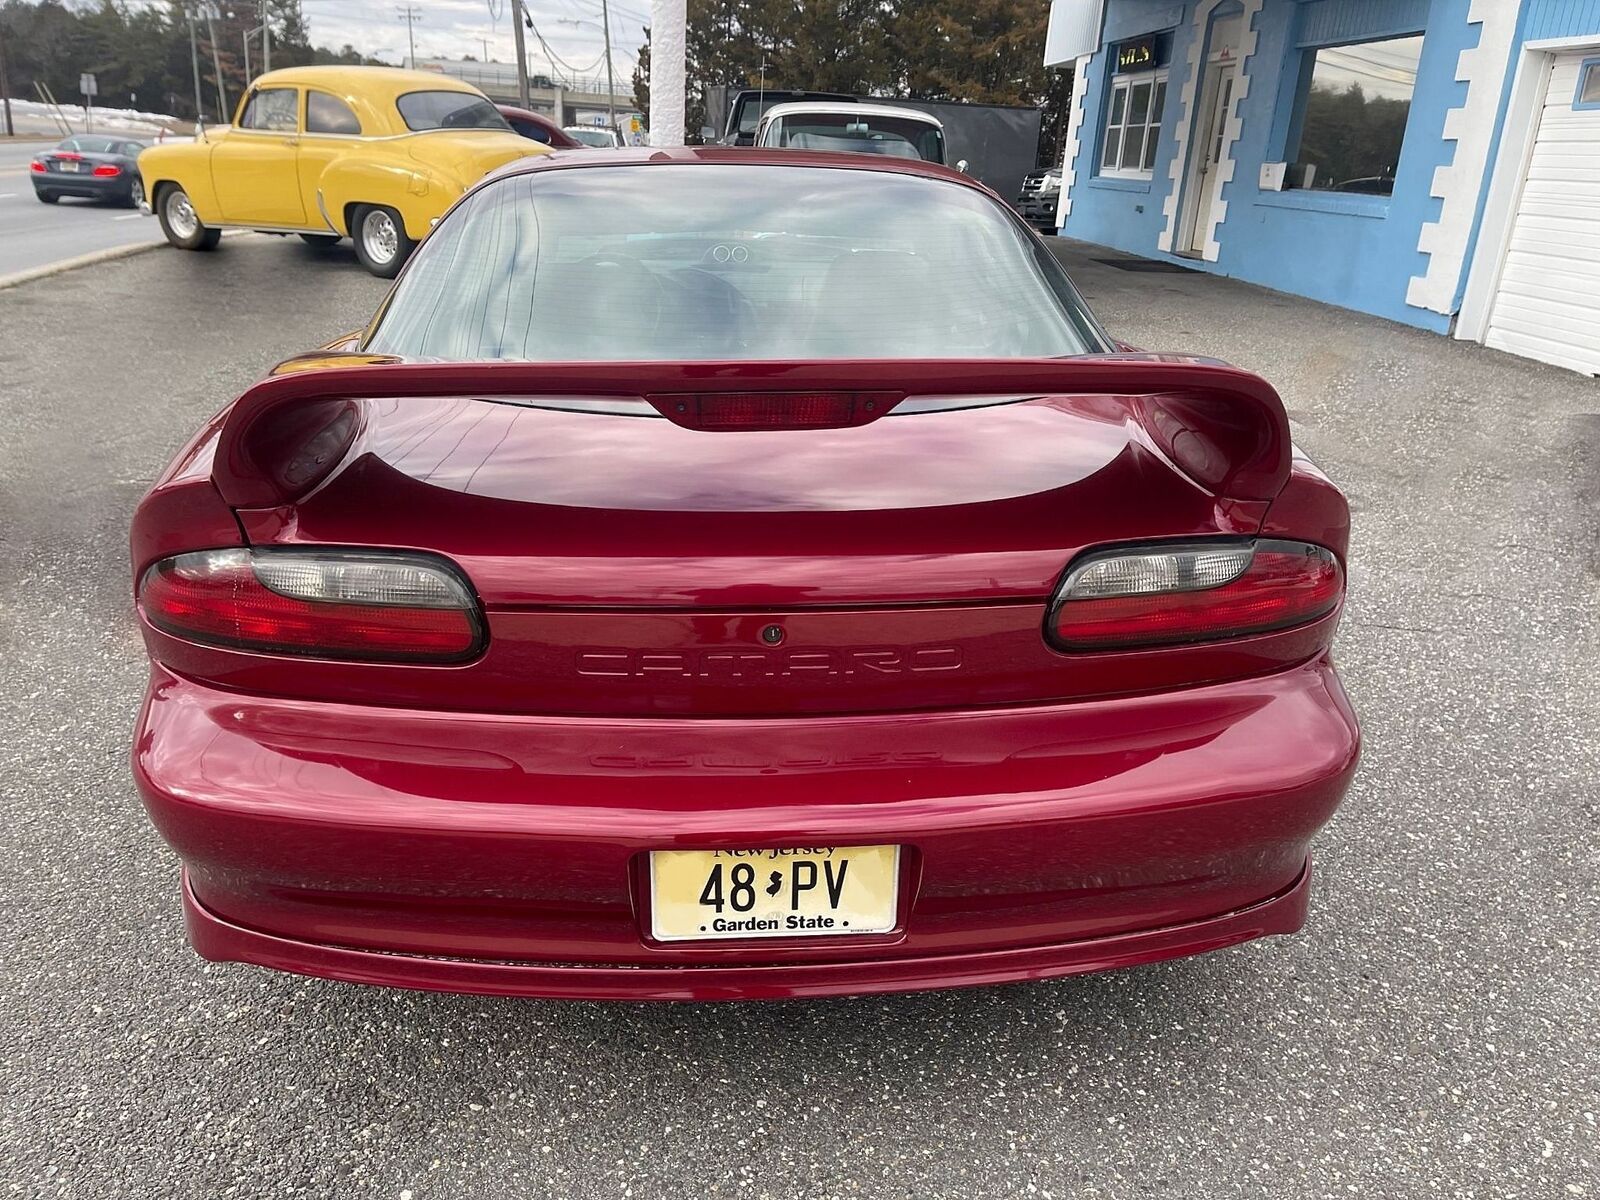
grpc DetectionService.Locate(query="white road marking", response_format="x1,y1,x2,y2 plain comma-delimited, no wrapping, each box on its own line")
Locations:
112,213,143,221
0,193,16,200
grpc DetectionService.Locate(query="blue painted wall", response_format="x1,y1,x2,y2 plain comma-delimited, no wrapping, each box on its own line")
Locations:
1060,0,1488,332
1524,0,1600,40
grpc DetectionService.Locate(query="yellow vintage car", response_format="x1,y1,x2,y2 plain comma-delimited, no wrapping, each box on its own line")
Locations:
138,65,550,276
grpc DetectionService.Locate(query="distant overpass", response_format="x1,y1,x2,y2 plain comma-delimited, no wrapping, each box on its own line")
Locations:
408,58,637,127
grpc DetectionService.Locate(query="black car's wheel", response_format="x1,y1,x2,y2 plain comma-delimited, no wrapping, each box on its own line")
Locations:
352,204,414,278
156,183,221,251
36,190,59,205
298,232,341,249
127,177,146,210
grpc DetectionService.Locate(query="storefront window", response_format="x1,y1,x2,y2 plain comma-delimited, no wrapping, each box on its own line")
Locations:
1101,74,1168,179
1287,34,1424,196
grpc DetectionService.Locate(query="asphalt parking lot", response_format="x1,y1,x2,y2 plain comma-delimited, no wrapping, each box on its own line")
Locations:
1,234,1595,1199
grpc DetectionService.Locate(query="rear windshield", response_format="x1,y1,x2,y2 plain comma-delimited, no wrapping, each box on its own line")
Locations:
767,114,943,162
365,164,1102,361
396,90,509,132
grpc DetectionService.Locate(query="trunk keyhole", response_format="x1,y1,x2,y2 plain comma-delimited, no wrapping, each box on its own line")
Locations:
760,624,785,646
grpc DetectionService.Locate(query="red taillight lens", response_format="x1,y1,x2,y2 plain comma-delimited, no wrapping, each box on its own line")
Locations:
648,392,898,431
29,160,45,173
1049,539,1343,651
92,163,121,177
139,549,485,663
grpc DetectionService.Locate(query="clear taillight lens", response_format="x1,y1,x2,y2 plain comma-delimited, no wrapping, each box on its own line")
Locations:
139,549,485,662
1049,539,1343,651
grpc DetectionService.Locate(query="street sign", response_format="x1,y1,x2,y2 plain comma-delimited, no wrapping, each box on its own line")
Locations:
79,72,97,97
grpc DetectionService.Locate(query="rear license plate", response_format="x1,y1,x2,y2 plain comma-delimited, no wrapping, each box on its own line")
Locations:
60,162,80,173
649,845,900,941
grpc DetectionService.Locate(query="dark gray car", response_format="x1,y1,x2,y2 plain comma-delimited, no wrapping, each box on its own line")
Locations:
30,135,147,207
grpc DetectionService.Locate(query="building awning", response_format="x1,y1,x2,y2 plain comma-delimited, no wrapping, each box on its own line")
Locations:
1045,0,1106,67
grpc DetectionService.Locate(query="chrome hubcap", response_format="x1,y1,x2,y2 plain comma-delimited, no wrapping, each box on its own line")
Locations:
131,179,145,208
362,210,399,265
166,190,197,238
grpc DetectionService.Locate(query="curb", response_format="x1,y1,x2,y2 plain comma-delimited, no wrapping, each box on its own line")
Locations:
0,230,254,292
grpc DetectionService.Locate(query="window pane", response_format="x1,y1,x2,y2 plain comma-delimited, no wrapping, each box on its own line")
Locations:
1128,81,1151,126
1108,85,1127,126
307,91,362,135
1151,80,1167,125
1102,127,1122,169
366,165,1096,361
1289,34,1422,194
1121,125,1146,171
396,91,510,132
242,88,298,132
1142,124,1160,171
1581,62,1600,105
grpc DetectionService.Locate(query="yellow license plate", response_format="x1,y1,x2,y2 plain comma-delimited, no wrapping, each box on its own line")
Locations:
649,845,900,942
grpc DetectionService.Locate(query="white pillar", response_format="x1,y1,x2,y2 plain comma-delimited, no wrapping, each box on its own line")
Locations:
648,0,686,146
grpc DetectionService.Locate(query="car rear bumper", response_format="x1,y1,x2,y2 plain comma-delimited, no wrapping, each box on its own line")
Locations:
181,860,1313,1001
134,658,1359,1000
32,173,131,198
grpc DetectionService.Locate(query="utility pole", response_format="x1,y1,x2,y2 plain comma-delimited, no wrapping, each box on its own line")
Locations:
261,0,271,74
600,0,616,136
647,0,684,146
511,0,531,107
0,15,14,139
187,4,205,121
397,6,422,68
203,3,228,122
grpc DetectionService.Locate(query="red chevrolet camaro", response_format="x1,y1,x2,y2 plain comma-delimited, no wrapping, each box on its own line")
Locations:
130,149,1359,1001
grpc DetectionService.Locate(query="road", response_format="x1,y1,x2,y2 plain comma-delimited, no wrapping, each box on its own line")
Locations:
0,140,163,278
1,236,1596,1199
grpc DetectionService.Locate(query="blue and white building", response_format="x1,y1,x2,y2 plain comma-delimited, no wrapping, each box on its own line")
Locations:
1045,0,1600,374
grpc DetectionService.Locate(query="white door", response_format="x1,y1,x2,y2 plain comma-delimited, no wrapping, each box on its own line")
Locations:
1484,52,1600,376
1177,65,1237,257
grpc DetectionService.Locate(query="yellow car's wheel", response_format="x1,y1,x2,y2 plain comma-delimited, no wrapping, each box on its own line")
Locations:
352,204,415,279
156,184,221,252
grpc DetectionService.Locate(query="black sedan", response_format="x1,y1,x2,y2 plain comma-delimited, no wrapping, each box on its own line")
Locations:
30,136,147,207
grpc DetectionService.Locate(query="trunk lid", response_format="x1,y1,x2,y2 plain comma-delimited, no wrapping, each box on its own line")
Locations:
218,358,1288,716
407,131,548,182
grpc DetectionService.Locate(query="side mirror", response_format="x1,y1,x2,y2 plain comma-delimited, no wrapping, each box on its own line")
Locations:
956,159,969,174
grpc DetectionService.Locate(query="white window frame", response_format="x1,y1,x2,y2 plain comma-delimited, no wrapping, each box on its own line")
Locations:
1100,71,1168,180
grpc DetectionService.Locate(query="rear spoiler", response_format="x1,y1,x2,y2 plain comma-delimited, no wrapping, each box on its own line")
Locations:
212,355,1292,507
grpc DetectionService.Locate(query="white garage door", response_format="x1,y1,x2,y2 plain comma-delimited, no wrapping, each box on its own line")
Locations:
1484,52,1600,376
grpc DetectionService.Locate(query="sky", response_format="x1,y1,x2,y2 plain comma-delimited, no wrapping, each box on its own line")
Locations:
1311,35,1425,102
295,0,649,86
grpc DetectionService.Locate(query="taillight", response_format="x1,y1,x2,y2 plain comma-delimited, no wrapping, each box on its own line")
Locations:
138,549,485,663
648,392,898,430
92,163,121,177
29,160,45,173
1048,539,1343,651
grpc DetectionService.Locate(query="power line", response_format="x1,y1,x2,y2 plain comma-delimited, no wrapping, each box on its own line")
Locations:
396,5,422,66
